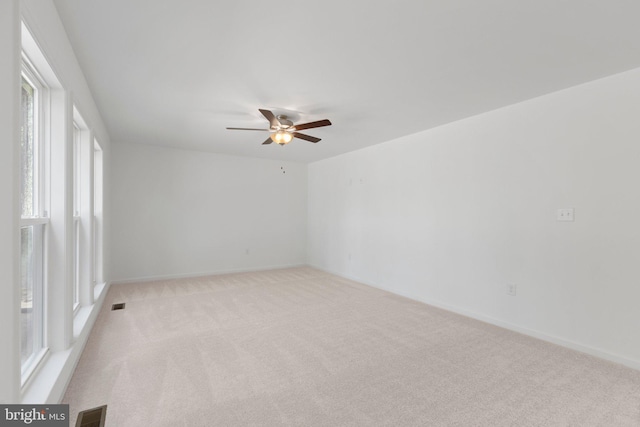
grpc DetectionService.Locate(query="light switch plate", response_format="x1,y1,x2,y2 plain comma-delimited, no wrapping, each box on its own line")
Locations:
557,208,574,222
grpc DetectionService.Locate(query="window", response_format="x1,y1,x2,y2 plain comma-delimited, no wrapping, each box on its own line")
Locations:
20,63,48,375
93,140,104,287
72,123,81,310
18,22,108,394
73,106,95,310
20,76,37,218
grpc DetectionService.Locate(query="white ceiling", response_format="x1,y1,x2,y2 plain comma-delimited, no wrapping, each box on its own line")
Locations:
53,0,640,163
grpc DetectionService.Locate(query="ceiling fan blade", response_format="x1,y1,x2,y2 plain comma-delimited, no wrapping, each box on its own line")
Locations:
293,119,332,131
262,137,273,145
259,109,280,128
293,132,321,143
226,127,270,131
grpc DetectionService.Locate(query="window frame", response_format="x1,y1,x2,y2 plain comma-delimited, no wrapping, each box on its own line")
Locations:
93,139,104,290
72,122,81,313
19,56,50,384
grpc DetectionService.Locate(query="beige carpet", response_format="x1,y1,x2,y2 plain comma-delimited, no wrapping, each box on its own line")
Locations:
63,267,640,426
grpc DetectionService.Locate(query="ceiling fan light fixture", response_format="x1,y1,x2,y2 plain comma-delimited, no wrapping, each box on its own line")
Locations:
226,109,331,145
271,130,293,145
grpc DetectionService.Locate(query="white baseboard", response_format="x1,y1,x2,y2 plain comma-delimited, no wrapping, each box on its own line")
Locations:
310,264,640,372
111,263,307,285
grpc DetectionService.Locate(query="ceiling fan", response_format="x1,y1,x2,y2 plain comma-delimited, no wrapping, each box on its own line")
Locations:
226,109,332,145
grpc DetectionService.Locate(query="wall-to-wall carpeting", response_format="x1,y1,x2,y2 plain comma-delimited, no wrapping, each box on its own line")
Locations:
63,267,640,426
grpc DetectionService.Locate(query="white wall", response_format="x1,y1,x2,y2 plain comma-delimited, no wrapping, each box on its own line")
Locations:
0,0,22,404
111,143,307,282
308,67,640,369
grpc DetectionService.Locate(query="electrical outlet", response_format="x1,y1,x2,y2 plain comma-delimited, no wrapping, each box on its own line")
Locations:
557,208,574,221
506,284,517,296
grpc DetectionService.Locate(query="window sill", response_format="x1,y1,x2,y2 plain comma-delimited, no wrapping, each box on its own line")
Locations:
20,347,49,390
21,282,109,404
94,282,107,301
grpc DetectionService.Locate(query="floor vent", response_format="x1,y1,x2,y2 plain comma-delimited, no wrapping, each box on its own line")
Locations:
111,302,125,311
76,405,107,427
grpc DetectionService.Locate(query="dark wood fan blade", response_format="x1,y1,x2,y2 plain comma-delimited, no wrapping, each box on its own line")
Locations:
262,137,273,145
293,119,331,131
226,127,270,131
293,132,321,143
258,109,280,128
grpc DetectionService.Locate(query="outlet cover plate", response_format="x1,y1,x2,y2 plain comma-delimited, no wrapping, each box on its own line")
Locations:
557,208,575,222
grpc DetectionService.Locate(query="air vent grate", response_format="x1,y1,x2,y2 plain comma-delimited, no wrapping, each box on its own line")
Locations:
76,404,107,427
111,303,125,311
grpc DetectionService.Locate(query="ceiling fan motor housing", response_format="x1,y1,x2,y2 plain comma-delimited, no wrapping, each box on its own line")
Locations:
274,115,294,130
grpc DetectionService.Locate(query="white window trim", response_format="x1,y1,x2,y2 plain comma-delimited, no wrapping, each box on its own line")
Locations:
93,140,104,288
72,215,81,314
72,121,81,314
18,18,109,403
19,57,50,387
